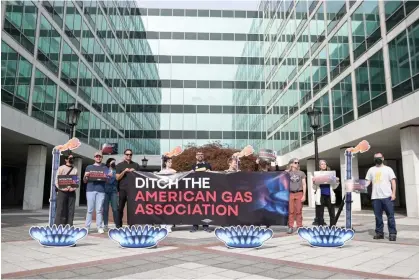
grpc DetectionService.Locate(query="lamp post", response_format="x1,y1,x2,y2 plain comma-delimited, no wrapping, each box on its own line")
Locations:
142,156,148,169
66,105,82,140
306,106,322,225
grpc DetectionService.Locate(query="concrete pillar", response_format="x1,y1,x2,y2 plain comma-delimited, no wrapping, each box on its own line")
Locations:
23,145,47,210
74,158,83,207
306,159,316,208
385,159,401,207
400,126,419,217
340,148,361,211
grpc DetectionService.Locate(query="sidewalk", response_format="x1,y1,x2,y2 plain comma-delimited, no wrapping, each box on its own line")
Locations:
2,207,419,279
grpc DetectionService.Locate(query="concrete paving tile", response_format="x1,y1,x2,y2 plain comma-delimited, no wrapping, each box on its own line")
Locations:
286,273,314,279
174,262,208,269
239,275,277,280
234,266,266,274
1,263,27,274
215,270,252,279
232,259,261,266
254,270,292,279
73,266,106,275
124,259,152,266
194,266,228,274
179,255,203,262
300,269,336,279
41,270,80,279
327,273,361,279
251,263,280,270
213,262,247,270
196,274,233,279
101,262,132,271
195,258,227,265
274,265,304,275
145,256,171,262
159,258,186,266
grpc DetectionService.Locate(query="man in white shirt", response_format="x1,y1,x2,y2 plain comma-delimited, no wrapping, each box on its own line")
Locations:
365,153,397,241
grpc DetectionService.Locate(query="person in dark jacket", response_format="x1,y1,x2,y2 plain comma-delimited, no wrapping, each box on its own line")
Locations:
190,151,212,232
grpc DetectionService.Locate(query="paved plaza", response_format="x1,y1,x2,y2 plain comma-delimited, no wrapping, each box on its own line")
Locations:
2,207,419,279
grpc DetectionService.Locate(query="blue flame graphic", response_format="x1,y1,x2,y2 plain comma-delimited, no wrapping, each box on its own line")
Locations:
253,173,289,216
298,226,355,248
108,225,168,248
29,225,88,247
215,225,273,248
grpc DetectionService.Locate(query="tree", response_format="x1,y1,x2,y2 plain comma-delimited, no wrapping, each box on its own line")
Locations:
171,142,257,171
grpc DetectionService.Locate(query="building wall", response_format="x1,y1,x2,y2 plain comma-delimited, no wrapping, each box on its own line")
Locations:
260,0,419,155
1,0,160,155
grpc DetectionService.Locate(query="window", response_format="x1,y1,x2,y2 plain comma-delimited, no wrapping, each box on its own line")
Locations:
332,75,354,130
32,69,57,127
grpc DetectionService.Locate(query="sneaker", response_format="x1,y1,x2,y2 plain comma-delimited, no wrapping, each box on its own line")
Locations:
389,235,397,242
98,228,105,234
373,234,384,240
203,227,212,233
287,227,293,234
103,225,108,231
190,226,198,233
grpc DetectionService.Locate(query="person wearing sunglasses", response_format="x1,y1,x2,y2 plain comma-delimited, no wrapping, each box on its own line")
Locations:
83,151,108,234
115,149,141,228
286,158,306,234
54,153,78,227
103,158,118,230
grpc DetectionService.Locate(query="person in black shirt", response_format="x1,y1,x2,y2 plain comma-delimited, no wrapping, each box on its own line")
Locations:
115,149,140,228
190,151,212,232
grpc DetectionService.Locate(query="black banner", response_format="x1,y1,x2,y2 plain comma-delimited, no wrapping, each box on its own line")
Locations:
126,171,290,226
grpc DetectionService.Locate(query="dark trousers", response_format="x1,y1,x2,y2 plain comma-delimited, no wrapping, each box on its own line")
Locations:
372,197,397,236
315,195,335,226
117,188,128,227
192,225,209,230
54,191,76,226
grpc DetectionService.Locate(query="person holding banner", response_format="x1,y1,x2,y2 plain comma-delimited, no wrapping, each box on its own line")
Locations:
54,153,78,226
225,157,238,172
159,156,176,232
103,158,118,230
312,160,339,226
286,158,306,234
191,151,212,233
83,152,108,234
116,149,141,228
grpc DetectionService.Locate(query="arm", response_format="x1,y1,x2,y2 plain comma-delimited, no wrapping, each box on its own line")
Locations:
108,170,117,185
390,168,397,200
55,166,62,188
116,170,126,181
83,166,90,184
302,176,307,202
364,168,372,187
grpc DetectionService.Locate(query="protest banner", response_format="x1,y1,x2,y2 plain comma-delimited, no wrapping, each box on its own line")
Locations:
125,171,290,225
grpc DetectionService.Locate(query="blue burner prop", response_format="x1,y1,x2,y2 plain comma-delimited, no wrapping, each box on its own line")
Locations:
298,226,354,248
108,225,168,248
214,225,273,249
29,225,88,247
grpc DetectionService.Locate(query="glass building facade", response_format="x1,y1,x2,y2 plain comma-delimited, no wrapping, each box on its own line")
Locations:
2,0,161,154
3,0,419,157
262,0,419,156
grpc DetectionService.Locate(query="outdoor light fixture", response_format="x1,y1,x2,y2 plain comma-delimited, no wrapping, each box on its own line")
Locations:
66,105,81,139
306,106,322,225
142,156,149,168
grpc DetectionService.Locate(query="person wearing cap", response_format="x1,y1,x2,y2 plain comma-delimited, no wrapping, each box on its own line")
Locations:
286,158,306,234
83,151,109,234
55,153,78,227
312,160,339,226
191,151,212,232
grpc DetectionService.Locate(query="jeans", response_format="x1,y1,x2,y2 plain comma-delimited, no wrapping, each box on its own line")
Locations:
55,190,76,226
372,197,397,236
315,195,336,226
288,192,303,228
103,191,118,227
86,191,106,229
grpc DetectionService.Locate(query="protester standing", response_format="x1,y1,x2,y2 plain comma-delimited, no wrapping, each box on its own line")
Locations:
83,151,107,233
103,158,118,230
159,156,176,232
116,149,141,228
312,160,339,226
225,157,238,172
365,153,397,241
287,158,306,234
191,151,212,233
54,153,78,226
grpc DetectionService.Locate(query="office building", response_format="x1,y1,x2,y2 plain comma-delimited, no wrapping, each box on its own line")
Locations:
262,0,419,217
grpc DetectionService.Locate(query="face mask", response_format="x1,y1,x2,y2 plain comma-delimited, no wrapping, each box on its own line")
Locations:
68,158,74,164
374,158,383,165
110,162,116,168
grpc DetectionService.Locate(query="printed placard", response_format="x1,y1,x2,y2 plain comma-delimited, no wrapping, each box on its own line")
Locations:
57,175,79,189
87,166,108,182
313,171,338,185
